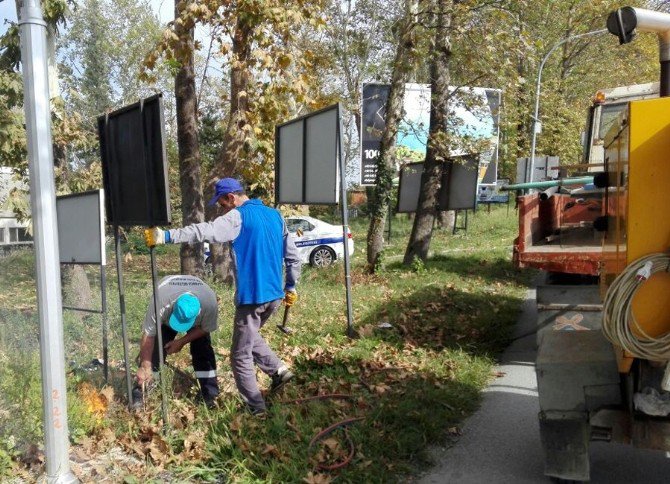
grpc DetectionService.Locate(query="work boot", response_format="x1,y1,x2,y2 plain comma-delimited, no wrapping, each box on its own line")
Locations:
270,367,294,394
244,403,268,420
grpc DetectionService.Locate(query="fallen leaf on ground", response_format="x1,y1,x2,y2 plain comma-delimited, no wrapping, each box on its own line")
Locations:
303,471,332,484
230,414,244,432
262,444,280,457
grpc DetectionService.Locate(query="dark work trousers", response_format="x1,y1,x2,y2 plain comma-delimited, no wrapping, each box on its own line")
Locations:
231,298,283,411
151,325,219,401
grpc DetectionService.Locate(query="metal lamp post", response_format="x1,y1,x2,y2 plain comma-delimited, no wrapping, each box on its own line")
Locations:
527,29,608,184
19,0,77,482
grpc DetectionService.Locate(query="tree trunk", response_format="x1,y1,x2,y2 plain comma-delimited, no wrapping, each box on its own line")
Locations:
206,11,252,283
436,210,454,231
403,0,452,265
175,0,205,277
366,0,417,273
61,265,93,326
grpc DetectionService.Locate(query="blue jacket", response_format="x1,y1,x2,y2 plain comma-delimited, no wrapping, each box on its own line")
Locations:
168,198,301,306
233,200,285,305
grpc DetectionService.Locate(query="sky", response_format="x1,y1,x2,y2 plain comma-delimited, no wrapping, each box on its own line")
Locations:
151,0,174,24
0,1,16,36
0,0,173,36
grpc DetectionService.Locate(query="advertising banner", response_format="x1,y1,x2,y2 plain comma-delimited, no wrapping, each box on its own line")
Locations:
361,83,501,189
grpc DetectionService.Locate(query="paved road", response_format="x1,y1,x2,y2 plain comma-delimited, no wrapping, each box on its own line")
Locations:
419,288,670,484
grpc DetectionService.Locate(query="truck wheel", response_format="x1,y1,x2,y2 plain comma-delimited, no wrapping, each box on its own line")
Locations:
310,246,335,267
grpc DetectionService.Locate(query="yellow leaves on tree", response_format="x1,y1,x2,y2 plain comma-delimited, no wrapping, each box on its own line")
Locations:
142,0,329,199
277,54,293,70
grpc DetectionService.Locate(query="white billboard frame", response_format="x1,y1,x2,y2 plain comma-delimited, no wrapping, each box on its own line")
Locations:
56,189,106,265
275,104,341,205
56,189,110,384
360,83,501,187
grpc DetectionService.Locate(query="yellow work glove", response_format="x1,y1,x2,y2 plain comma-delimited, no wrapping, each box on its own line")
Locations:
284,290,298,307
144,227,166,247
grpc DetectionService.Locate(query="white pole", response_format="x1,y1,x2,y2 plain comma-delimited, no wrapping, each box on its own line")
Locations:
18,1,77,482
337,104,355,337
528,29,607,184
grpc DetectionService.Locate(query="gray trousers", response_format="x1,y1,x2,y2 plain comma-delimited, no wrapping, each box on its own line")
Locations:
231,298,282,411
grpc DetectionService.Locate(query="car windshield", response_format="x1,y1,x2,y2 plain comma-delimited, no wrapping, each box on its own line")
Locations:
286,219,315,233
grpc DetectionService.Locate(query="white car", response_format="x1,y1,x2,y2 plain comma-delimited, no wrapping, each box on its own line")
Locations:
285,216,354,267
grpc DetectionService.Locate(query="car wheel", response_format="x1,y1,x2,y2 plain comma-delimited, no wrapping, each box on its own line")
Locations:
310,246,335,267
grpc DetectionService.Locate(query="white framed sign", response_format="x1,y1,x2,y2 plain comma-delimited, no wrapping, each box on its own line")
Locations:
56,190,106,265
275,104,341,205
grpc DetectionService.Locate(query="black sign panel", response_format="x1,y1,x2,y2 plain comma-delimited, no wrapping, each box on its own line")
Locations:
98,94,170,226
397,155,479,213
438,155,479,211
396,163,423,213
361,84,390,186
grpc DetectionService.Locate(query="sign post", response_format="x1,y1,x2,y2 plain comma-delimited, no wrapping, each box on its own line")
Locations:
98,95,171,422
276,104,355,337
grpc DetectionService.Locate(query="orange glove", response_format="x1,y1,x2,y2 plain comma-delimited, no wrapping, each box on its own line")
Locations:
284,290,298,307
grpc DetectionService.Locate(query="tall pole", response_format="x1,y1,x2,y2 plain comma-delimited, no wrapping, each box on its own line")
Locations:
114,225,134,407
337,104,355,338
18,0,76,482
528,29,607,184
149,248,169,426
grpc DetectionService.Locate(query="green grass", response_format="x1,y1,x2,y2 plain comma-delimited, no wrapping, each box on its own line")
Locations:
0,206,533,482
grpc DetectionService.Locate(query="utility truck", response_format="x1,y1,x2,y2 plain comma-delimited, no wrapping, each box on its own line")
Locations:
512,82,658,276
526,7,670,482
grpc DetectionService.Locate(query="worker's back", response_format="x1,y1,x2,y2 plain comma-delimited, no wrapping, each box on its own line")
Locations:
233,199,284,306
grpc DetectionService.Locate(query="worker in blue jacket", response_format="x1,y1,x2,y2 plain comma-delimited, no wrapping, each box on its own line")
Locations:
145,178,301,415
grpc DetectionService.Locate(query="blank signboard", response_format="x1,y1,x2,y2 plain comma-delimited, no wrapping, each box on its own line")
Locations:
439,155,479,211
396,163,424,213
57,190,106,265
277,121,304,203
276,104,341,205
397,156,479,213
98,94,170,226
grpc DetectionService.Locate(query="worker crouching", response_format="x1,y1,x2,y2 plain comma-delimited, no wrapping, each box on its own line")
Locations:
134,275,220,409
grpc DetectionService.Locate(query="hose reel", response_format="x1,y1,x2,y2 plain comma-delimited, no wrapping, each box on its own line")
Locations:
603,253,670,361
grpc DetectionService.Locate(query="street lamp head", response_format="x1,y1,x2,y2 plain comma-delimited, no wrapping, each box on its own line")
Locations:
607,7,670,96
607,7,637,45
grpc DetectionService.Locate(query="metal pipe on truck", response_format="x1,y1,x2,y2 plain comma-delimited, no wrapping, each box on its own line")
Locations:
539,186,559,201
501,176,594,191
